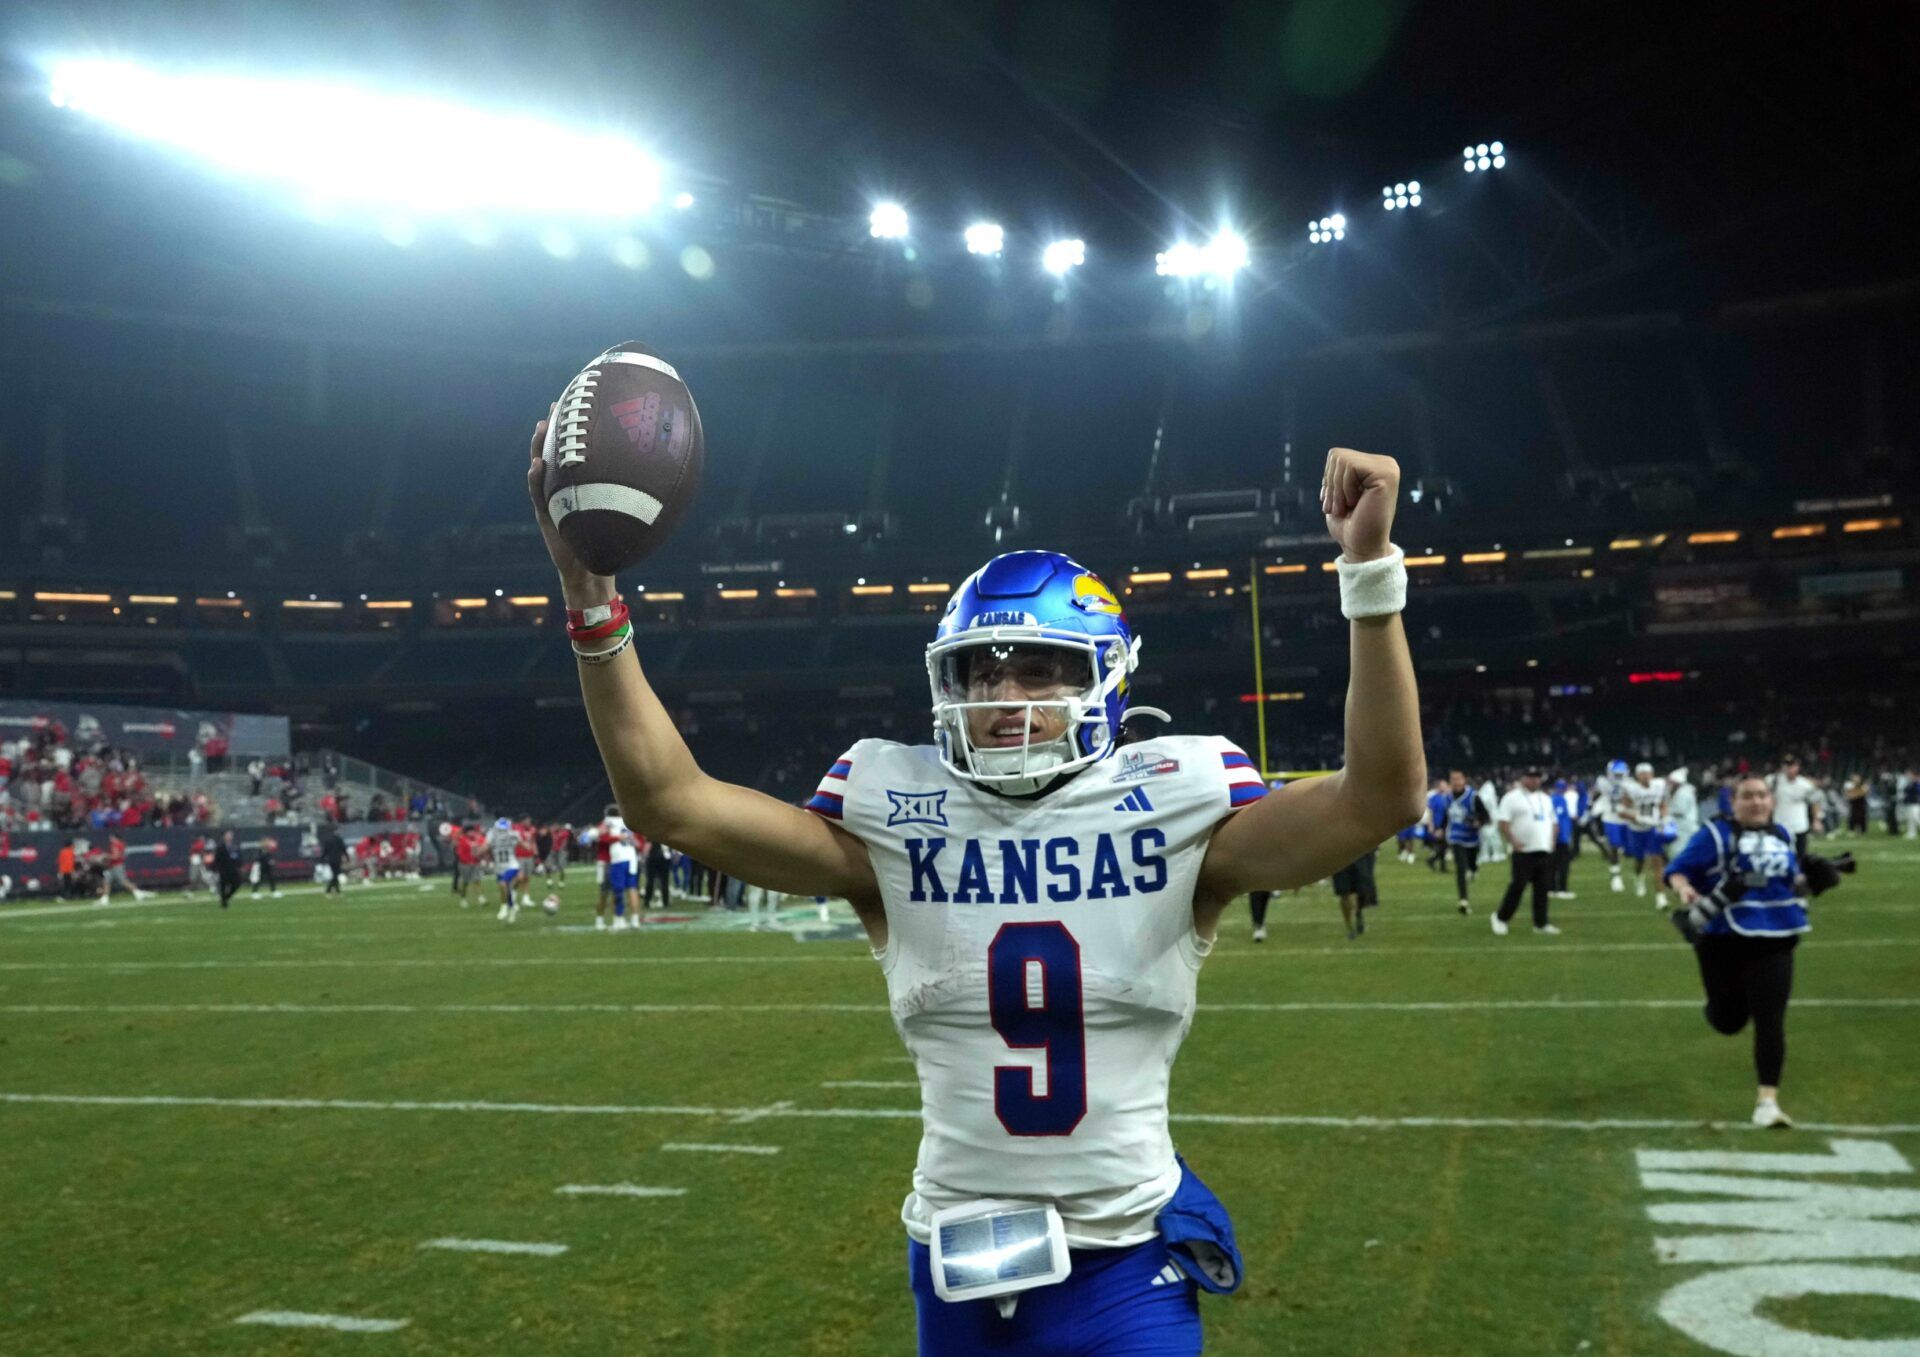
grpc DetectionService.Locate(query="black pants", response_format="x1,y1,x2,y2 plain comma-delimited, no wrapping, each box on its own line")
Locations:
324,860,344,894
1248,890,1270,928
253,859,276,892
1792,831,1810,861
1330,851,1377,905
217,872,241,908
1451,843,1478,902
1848,800,1868,834
643,864,671,909
1551,840,1572,892
1425,836,1449,871
1695,933,1798,1086
1496,850,1552,927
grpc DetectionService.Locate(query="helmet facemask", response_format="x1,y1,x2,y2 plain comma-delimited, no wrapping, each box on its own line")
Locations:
927,631,1132,795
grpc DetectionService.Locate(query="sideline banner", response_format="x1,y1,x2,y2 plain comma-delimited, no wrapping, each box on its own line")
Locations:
0,700,290,758
0,820,427,898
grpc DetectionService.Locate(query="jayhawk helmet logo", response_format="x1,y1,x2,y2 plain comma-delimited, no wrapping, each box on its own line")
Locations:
1070,572,1123,616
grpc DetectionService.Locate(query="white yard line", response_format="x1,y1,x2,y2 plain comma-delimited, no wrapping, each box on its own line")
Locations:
418,1238,567,1257
233,1310,408,1333
660,1142,783,1155
5,1091,1916,1135
2,935,1915,971
555,1184,687,1198
822,1080,919,1089
4,997,1915,1017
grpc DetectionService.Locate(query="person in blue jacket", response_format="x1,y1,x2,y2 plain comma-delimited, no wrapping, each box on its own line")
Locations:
1664,774,1820,1129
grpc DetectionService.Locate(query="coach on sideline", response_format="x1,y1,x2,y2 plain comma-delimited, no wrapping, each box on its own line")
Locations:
1490,767,1559,936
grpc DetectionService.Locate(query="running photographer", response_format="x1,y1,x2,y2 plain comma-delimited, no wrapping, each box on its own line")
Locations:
1664,774,1854,1128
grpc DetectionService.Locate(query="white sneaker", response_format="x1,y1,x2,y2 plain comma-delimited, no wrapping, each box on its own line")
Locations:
1609,874,1625,893
497,905,510,921
1458,899,1471,915
1752,1099,1793,1129
1534,924,1562,936
1655,892,1669,910
612,917,630,932
595,917,607,931
272,891,284,899
1252,926,1267,943
1489,915,1509,937
1634,880,1647,897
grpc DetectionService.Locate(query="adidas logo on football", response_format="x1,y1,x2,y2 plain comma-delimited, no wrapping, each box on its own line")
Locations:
1112,788,1154,813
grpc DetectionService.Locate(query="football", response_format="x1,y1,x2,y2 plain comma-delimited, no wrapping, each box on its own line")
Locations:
541,340,705,576
542,894,561,915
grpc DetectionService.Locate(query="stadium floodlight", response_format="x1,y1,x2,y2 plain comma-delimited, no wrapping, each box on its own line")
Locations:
1041,237,1085,276
672,191,695,210
44,58,663,220
869,201,909,239
1380,180,1423,211
1463,140,1507,173
1307,214,1346,244
1155,228,1248,279
964,221,1004,257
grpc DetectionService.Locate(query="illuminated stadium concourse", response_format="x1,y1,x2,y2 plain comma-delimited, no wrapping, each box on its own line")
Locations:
1,4,1917,1355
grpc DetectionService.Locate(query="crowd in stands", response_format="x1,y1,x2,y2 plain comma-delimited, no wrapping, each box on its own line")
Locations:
0,722,212,833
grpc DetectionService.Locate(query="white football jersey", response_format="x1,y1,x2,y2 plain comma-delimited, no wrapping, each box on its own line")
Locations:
1593,775,1627,825
807,735,1265,1249
1623,778,1666,828
487,826,519,869
1668,783,1700,839
603,816,639,867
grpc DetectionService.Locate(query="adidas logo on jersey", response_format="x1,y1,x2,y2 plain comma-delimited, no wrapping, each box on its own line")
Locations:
1112,787,1155,813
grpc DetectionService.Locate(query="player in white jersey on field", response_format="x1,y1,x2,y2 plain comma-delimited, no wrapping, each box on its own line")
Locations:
1589,759,1632,892
486,817,522,922
1622,762,1670,906
1666,767,1700,854
603,814,641,930
527,426,1424,1355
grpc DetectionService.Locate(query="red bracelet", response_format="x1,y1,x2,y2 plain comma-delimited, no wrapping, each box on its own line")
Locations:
566,597,629,641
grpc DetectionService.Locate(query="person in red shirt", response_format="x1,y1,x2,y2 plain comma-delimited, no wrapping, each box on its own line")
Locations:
187,834,214,896
546,823,572,884
100,833,149,902
451,823,479,907
513,822,539,911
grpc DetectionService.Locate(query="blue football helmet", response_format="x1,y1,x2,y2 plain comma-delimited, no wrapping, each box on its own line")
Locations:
1607,759,1629,778
927,551,1149,794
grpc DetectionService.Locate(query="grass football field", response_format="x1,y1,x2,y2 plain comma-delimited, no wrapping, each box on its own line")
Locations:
3,837,1917,1355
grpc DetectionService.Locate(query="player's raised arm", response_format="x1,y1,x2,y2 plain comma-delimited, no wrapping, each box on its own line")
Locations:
525,417,880,910
1198,448,1426,908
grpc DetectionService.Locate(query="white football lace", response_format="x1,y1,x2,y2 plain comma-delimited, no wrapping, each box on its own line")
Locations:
555,368,599,467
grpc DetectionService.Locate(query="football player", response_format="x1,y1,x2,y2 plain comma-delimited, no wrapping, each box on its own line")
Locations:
486,817,522,922
528,429,1424,1355
1623,761,1670,906
1590,759,1632,892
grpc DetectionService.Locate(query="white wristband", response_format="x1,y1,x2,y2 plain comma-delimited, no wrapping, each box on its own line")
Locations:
1336,544,1407,619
